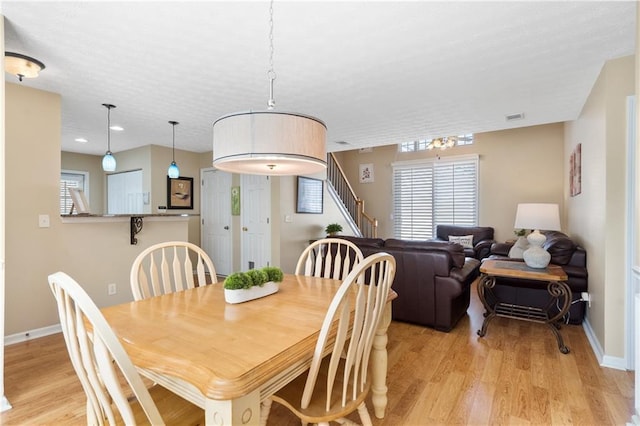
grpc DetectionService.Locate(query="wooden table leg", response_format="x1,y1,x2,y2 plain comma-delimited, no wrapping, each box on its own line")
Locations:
371,303,392,419
204,390,261,426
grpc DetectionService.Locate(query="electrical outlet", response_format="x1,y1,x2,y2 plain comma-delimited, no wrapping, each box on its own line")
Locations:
108,283,117,296
581,291,591,307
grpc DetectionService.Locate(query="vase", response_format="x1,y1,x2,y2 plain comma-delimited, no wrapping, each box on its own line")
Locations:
224,281,279,304
508,236,530,259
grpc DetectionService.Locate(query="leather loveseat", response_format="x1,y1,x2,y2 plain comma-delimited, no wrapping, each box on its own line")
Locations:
431,225,496,260
338,236,481,332
488,230,588,324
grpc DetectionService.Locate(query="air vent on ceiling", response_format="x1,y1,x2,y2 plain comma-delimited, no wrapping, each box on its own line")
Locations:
335,141,349,145
505,112,525,121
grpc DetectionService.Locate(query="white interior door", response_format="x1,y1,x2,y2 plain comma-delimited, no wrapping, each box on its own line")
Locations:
201,169,232,276
241,175,271,271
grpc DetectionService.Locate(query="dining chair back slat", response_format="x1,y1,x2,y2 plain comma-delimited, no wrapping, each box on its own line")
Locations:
130,241,217,301
268,252,396,425
48,271,204,425
296,238,364,280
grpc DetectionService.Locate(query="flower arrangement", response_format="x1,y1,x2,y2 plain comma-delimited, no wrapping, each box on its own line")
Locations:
514,229,527,237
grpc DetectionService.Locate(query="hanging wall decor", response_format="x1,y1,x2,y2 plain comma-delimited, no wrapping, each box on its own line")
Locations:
570,143,582,197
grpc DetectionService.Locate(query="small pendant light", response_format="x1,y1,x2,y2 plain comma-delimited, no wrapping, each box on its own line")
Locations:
167,120,180,178
101,104,117,172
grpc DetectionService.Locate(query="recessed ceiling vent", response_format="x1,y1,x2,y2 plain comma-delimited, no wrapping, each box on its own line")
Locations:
335,141,350,145
506,112,525,121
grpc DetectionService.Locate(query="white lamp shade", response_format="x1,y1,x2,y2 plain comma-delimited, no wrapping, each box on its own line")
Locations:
102,152,116,172
212,111,327,176
514,203,561,231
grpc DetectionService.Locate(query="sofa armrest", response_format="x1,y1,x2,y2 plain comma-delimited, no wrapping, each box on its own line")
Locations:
450,258,481,282
474,239,495,259
490,242,513,257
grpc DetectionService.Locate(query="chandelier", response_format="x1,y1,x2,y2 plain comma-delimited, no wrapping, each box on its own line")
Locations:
426,136,457,151
212,0,326,176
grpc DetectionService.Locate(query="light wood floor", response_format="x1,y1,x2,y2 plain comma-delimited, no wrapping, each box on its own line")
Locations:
0,280,634,425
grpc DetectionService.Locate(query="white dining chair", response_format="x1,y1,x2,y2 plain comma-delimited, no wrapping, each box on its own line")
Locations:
48,271,204,425
295,238,364,280
130,241,217,300
262,252,396,426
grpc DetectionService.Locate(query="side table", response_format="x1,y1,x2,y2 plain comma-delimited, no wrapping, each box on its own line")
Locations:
477,259,571,354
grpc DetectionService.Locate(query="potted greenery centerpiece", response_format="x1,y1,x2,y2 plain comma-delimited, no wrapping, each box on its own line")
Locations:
223,266,284,304
325,223,343,236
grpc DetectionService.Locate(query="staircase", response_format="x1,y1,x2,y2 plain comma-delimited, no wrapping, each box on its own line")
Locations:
326,153,378,238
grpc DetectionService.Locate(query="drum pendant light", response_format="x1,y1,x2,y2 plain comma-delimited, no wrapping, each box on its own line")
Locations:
212,0,326,176
167,121,180,178
101,104,117,172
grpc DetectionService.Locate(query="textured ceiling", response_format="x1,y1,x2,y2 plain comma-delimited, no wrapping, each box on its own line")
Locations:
1,1,636,156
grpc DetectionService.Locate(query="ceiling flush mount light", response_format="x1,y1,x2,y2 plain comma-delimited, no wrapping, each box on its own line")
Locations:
167,121,180,178
212,0,326,176
101,104,117,172
426,136,457,151
4,52,45,81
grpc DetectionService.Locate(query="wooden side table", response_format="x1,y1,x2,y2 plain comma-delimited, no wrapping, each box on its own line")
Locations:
477,259,571,354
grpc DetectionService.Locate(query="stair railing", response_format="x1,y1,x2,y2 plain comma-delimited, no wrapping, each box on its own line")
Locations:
326,153,378,238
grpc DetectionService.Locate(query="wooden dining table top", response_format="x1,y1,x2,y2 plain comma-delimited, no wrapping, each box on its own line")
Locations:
101,274,397,402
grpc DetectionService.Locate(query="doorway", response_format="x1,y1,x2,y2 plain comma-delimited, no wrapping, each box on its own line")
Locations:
201,169,232,276
240,174,271,271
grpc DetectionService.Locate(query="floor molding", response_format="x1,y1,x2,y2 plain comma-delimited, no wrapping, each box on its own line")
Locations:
4,324,60,346
583,317,627,370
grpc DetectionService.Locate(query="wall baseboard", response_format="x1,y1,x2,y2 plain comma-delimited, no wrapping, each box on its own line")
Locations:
4,324,61,346
582,318,627,370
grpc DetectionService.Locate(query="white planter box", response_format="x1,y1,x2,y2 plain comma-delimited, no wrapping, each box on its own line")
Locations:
224,281,279,304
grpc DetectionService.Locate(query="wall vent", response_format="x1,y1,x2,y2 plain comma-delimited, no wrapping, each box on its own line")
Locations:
506,112,525,121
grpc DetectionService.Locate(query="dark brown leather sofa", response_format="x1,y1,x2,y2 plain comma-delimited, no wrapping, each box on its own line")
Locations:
488,230,588,324
431,225,496,260
338,236,481,332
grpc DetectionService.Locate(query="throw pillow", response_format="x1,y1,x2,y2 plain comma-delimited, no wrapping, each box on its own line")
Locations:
448,235,474,249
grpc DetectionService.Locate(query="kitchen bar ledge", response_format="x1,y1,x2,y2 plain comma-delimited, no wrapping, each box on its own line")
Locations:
61,213,197,245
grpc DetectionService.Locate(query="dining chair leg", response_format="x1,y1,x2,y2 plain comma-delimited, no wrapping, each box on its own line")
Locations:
259,398,272,426
357,402,373,426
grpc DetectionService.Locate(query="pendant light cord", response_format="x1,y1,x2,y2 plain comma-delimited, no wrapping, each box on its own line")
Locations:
267,0,276,110
169,121,179,162
102,104,115,153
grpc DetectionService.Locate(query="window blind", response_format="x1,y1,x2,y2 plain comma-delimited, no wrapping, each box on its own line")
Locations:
393,155,478,240
60,172,86,215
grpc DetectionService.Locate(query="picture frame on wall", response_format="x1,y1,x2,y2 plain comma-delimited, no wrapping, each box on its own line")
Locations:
570,143,582,197
167,176,194,209
296,176,323,214
359,163,374,183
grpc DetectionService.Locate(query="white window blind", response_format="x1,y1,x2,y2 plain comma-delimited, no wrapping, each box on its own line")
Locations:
393,155,478,240
60,171,88,215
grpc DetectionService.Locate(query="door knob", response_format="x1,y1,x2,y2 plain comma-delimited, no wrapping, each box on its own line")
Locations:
242,227,248,231
224,226,229,230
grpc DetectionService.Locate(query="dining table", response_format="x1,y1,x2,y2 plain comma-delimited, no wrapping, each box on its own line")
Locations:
101,273,398,426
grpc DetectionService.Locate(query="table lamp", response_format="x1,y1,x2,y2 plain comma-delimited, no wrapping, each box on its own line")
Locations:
514,203,561,268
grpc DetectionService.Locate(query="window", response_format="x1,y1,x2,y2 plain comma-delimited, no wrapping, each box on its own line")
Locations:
60,170,89,215
399,134,474,152
392,155,478,240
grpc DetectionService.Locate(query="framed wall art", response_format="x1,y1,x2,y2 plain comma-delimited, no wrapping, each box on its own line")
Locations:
231,186,240,216
296,176,323,214
167,176,194,209
570,143,582,197
359,163,374,183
